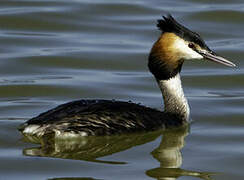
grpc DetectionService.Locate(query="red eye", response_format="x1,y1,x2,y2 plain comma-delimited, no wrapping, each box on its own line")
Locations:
188,43,195,48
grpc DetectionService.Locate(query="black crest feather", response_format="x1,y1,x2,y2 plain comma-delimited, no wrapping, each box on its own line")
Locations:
157,14,189,34
157,14,209,50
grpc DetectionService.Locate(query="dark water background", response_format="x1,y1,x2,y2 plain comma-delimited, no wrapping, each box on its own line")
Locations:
0,0,244,180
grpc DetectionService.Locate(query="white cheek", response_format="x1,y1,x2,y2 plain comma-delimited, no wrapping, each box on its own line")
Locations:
173,39,203,60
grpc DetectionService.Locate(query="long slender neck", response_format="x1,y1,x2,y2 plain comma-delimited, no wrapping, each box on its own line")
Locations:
157,73,190,120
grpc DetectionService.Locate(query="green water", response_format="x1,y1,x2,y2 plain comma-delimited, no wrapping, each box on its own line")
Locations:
0,0,243,180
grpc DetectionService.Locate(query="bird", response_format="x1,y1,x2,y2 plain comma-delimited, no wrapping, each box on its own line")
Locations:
18,14,236,139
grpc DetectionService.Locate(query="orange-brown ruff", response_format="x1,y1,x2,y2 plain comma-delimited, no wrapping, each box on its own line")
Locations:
150,32,185,70
19,15,235,140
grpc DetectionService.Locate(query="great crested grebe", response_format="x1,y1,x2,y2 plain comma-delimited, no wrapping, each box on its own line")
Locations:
19,15,235,138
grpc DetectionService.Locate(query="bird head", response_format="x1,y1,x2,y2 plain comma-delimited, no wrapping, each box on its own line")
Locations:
148,15,236,80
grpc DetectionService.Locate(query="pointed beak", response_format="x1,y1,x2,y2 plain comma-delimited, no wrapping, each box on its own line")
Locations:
198,50,236,67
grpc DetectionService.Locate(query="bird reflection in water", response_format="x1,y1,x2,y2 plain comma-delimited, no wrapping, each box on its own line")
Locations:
22,125,215,180
48,178,100,180
146,126,215,180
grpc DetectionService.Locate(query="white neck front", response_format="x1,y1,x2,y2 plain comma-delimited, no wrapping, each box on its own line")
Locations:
157,74,190,120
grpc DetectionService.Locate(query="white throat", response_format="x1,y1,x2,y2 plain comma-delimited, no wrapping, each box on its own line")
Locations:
157,73,190,120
